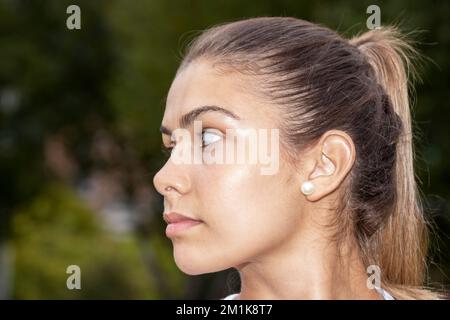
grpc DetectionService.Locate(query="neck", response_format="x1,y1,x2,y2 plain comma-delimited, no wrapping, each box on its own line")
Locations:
235,225,381,300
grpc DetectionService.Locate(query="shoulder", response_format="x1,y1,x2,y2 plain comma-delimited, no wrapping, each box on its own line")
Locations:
221,293,240,300
220,289,395,300
375,287,395,300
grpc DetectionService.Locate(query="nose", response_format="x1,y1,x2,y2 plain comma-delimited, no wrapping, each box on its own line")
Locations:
153,158,191,197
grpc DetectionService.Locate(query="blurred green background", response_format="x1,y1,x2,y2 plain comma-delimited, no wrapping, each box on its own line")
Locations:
0,0,449,299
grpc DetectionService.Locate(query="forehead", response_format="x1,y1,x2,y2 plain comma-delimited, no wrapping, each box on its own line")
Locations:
163,59,273,126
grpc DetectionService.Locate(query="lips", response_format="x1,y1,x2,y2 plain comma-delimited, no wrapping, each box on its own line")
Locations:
163,212,202,224
163,212,203,237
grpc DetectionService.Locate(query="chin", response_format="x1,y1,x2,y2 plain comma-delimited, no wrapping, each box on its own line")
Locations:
173,247,232,276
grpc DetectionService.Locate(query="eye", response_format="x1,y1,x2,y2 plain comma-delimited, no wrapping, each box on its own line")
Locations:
201,129,222,148
161,144,174,157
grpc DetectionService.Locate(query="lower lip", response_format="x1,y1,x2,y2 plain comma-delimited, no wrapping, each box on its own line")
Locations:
165,220,203,237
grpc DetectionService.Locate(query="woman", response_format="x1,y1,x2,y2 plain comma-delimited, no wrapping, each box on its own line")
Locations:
153,17,441,299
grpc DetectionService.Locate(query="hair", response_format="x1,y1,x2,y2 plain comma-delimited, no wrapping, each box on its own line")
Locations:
178,17,444,299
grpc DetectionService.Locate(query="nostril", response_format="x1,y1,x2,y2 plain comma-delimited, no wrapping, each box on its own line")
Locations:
153,172,165,195
153,163,190,196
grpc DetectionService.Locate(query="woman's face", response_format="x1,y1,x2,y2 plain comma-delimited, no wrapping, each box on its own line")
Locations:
153,59,306,275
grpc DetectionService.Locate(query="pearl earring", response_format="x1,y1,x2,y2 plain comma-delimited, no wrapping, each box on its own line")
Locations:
301,181,315,195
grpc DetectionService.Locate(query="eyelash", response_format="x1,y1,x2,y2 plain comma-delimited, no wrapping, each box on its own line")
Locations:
161,144,174,157
161,129,221,157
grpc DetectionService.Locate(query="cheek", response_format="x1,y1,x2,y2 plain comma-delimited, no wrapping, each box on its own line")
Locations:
196,163,298,252
172,161,301,275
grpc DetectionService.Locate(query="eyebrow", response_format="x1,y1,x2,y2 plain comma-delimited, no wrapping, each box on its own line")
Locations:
159,105,240,135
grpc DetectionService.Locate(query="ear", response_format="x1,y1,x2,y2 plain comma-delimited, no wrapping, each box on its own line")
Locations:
301,130,355,201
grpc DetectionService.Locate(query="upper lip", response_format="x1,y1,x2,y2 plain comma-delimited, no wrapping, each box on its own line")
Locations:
163,212,202,224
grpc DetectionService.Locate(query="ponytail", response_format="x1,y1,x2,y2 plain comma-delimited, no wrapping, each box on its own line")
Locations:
350,27,441,299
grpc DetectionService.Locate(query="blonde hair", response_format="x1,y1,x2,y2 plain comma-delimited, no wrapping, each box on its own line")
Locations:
350,27,439,299
350,27,444,299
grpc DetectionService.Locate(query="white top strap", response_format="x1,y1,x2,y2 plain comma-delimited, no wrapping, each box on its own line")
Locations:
221,288,395,300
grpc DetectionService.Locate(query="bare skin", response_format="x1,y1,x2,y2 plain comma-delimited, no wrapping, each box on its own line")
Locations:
153,59,382,299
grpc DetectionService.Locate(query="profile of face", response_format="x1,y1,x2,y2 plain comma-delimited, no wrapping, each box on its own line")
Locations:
153,59,349,276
